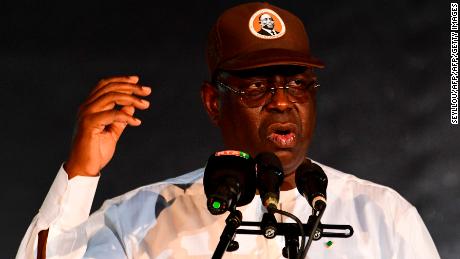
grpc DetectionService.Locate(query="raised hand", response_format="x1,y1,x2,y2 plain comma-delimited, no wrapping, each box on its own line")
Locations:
64,76,151,179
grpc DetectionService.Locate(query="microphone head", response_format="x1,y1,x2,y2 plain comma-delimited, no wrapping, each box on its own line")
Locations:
295,162,328,210
204,150,257,214
255,152,284,209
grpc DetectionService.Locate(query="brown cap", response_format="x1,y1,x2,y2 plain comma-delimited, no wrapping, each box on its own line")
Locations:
207,2,324,77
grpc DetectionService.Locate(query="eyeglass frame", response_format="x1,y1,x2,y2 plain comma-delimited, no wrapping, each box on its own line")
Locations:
214,79,320,107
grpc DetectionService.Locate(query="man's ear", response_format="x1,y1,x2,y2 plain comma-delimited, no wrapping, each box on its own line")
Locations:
201,81,220,126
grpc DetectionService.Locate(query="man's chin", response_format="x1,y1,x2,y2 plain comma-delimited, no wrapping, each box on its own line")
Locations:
272,150,304,175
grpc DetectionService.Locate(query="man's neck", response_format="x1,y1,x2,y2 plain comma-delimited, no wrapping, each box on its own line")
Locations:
280,158,311,191
280,171,296,191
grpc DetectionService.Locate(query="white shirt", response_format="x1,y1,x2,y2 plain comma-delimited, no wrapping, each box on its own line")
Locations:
17,162,440,258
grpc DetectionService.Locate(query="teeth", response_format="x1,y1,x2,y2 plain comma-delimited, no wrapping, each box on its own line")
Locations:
267,132,296,146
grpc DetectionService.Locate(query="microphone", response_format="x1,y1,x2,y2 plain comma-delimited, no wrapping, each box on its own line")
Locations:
255,152,284,211
204,150,257,215
295,162,328,211
255,152,284,239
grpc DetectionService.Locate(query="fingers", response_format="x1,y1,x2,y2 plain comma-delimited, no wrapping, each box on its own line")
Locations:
77,76,150,140
81,109,142,134
79,75,151,116
86,82,151,105
90,75,139,96
83,92,150,115
120,105,135,116
107,105,136,138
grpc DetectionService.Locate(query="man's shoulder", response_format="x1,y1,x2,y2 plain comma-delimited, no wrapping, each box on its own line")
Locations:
315,161,414,213
135,167,204,194
257,29,270,35
97,168,205,211
85,168,206,244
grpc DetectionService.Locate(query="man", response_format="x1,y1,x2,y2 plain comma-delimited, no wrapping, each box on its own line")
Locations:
257,13,279,36
17,2,440,258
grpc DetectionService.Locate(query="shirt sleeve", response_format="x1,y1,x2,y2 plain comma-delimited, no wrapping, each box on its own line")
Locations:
16,164,100,259
393,206,441,259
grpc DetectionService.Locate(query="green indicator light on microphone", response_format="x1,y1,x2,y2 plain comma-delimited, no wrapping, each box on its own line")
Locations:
239,151,250,159
212,201,221,209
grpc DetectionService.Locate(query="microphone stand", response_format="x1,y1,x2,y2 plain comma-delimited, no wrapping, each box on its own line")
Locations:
211,210,353,259
211,208,242,259
282,224,301,259
260,208,301,259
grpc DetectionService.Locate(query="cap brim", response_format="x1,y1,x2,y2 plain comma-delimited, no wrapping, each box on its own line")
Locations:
218,48,325,71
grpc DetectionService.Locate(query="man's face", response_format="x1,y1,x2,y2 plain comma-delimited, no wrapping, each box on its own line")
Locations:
214,66,317,175
259,14,275,30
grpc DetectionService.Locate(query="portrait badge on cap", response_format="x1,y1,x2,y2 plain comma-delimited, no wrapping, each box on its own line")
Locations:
249,9,286,39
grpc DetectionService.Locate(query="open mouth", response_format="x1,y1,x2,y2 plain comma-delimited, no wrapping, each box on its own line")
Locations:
266,124,297,148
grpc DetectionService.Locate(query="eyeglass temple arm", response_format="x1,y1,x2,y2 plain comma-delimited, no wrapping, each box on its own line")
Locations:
216,81,243,95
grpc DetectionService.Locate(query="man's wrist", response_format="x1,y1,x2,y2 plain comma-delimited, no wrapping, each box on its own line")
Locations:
63,162,100,179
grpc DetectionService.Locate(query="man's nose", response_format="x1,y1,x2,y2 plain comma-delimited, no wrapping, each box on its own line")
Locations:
265,85,293,112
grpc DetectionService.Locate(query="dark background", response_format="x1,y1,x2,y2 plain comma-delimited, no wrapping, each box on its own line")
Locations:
1,0,457,258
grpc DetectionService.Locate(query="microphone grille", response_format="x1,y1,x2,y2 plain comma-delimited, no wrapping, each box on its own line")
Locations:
255,152,282,170
295,161,328,206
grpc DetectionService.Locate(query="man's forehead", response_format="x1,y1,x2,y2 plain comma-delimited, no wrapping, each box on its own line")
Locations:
260,13,273,20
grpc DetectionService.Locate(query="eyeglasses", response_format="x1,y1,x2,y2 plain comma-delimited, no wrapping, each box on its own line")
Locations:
215,78,319,108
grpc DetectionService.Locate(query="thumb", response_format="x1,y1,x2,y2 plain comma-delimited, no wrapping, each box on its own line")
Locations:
108,105,137,139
